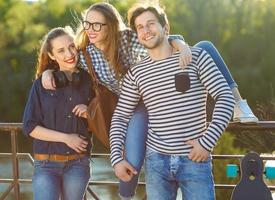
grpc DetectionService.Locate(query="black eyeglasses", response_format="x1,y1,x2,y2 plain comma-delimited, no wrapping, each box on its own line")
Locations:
82,21,107,32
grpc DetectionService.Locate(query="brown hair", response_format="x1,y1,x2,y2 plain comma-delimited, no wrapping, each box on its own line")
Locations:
35,27,74,79
75,2,126,77
128,3,169,32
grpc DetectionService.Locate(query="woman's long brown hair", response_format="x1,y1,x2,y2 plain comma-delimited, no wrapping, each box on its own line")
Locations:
75,2,126,78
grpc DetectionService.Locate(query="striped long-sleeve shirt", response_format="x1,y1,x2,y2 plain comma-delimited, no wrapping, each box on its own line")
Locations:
110,47,235,166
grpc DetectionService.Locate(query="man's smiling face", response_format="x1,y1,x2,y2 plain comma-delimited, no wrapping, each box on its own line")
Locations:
135,11,167,49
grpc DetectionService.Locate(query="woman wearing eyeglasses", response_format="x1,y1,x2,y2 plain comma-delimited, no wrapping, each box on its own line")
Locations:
41,2,258,200
42,3,191,199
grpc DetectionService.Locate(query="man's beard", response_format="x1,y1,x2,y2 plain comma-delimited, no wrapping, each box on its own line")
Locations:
143,33,165,49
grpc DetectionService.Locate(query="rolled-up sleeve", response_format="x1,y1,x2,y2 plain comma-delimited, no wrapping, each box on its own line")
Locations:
22,80,43,137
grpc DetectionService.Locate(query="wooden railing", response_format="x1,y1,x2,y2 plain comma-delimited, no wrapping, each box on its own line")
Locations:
0,122,275,200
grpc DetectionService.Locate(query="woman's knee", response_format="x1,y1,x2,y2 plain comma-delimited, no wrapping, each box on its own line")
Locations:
195,40,215,52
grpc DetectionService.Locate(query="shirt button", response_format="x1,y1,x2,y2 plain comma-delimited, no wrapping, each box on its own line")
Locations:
69,97,72,101
67,115,71,119
66,151,70,154
50,93,54,96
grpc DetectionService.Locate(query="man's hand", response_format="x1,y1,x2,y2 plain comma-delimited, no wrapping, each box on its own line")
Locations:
42,69,56,90
114,160,137,182
186,139,209,162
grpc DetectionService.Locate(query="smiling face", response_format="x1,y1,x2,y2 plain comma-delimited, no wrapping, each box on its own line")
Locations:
134,11,167,49
84,10,108,49
48,34,78,72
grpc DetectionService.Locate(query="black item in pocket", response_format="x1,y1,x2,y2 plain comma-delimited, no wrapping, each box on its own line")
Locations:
175,72,190,93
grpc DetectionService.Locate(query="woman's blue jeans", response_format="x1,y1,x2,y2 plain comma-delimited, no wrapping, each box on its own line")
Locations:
32,156,90,200
118,41,236,198
195,41,237,89
118,103,148,198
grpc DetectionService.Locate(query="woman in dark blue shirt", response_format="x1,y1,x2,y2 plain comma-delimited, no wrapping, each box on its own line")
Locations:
23,27,93,200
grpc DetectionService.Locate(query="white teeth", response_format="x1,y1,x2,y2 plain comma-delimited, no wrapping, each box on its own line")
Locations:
89,34,96,39
66,58,75,63
144,35,154,41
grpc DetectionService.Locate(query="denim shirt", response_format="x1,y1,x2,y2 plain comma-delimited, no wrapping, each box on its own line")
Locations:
23,69,94,155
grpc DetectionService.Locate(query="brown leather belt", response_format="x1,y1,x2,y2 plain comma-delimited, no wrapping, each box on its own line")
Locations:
34,154,87,162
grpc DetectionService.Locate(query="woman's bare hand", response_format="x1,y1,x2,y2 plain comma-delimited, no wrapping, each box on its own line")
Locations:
42,69,56,90
64,134,88,153
72,104,88,118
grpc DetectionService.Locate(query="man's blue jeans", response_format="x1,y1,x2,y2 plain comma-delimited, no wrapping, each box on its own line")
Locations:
145,149,215,200
118,41,235,198
32,156,90,200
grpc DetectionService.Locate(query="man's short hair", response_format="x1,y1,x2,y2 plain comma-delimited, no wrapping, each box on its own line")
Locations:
128,3,169,32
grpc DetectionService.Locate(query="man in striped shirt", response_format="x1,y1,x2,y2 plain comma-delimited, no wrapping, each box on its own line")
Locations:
110,3,235,200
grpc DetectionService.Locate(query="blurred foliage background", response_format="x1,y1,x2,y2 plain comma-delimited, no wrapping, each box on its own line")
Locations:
0,0,275,199
1,0,275,122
